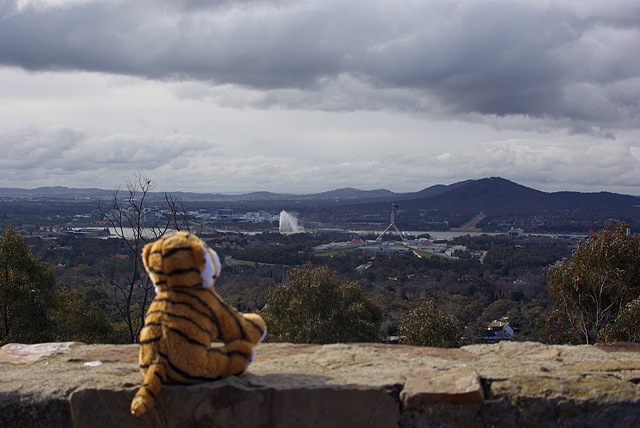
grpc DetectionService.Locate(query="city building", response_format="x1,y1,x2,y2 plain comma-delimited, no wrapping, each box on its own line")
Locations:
506,228,524,239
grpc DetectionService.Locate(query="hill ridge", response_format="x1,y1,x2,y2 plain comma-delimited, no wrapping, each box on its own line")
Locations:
1,178,638,210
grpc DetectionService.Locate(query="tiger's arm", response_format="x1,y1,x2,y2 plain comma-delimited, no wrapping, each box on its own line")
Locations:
209,291,266,345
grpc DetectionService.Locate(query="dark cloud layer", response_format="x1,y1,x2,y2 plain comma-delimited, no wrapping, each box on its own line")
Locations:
1,0,639,135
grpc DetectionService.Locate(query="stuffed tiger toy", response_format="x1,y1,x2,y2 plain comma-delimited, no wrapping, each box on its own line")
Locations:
130,232,267,417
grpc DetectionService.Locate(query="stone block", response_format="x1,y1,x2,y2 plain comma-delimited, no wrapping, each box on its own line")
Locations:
0,342,82,364
400,366,484,410
70,377,400,428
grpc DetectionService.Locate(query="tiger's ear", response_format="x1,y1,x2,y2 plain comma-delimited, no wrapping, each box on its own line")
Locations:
189,240,212,287
141,241,154,273
141,241,160,293
199,244,221,288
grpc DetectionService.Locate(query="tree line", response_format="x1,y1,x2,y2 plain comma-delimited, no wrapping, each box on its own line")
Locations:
4,220,639,347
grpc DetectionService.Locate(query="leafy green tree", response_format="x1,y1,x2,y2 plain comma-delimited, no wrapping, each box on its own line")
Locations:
217,277,274,312
518,299,547,341
600,298,640,343
81,279,118,317
535,309,579,344
546,222,640,344
263,263,382,344
367,286,412,338
0,226,55,344
399,299,461,348
50,286,126,344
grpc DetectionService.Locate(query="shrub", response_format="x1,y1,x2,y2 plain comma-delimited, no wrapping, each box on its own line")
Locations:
399,299,461,348
263,263,382,344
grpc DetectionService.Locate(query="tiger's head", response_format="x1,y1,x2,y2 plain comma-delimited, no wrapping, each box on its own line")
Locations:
141,232,222,293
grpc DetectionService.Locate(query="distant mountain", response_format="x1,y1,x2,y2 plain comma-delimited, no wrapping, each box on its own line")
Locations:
2,179,638,214
183,181,477,204
0,185,401,203
399,180,474,200
306,187,396,201
0,186,113,198
396,177,640,215
402,177,551,212
196,187,399,203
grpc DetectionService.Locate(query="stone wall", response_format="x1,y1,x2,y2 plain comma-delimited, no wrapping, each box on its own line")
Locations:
1,341,639,427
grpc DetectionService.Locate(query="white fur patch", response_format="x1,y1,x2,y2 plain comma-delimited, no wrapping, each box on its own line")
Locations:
248,348,256,368
144,263,161,294
200,245,221,288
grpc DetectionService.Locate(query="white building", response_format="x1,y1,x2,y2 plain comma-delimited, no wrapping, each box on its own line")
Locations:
506,228,524,239
483,320,514,341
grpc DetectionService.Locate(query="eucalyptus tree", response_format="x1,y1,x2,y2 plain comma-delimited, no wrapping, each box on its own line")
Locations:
399,299,461,348
0,226,55,344
546,222,640,344
263,263,382,344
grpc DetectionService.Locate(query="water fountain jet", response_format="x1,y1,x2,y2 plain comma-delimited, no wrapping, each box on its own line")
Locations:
279,211,303,234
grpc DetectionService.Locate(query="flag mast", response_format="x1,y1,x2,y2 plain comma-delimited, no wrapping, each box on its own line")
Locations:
376,203,406,241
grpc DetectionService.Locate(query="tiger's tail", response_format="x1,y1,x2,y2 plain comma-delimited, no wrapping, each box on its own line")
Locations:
131,359,166,417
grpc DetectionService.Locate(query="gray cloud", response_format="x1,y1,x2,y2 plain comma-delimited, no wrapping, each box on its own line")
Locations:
1,0,638,135
2,123,638,195
1,0,639,195
0,125,218,178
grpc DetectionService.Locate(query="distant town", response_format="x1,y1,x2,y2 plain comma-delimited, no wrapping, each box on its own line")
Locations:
1,177,638,345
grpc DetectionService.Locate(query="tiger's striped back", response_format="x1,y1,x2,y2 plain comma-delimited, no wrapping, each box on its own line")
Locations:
131,232,266,417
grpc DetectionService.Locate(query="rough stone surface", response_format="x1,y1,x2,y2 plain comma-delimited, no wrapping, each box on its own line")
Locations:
400,367,484,409
1,342,639,427
0,342,82,364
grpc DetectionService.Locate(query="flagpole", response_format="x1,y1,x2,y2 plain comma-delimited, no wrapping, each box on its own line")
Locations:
376,203,406,241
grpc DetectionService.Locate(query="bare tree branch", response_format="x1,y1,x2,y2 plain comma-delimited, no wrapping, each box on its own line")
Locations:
97,173,192,343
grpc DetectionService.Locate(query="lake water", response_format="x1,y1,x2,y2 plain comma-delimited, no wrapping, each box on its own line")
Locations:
105,227,177,240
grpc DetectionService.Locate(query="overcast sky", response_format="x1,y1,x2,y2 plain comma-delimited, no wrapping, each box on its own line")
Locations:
1,0,639,195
